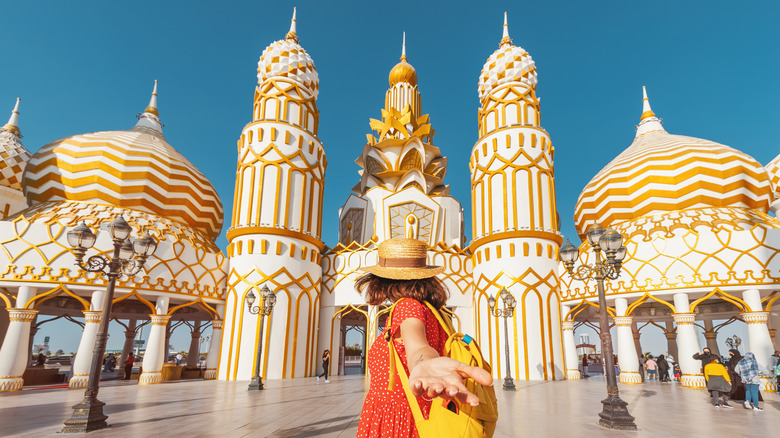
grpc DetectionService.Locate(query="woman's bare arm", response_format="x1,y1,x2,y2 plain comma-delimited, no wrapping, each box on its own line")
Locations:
398,317,493,406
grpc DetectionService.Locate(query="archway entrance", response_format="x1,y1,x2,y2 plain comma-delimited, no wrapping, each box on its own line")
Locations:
339,308,367,375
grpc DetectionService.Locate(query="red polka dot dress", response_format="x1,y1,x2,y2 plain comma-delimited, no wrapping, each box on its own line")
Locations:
357,298,448,438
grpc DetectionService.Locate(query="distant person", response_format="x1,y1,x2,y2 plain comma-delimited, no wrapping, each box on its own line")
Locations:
704,357,733,408
638,355,646,382
317,349,331,383
726,349,746,402
656,355,670,382
581,355,589,378
645,355,657,381
773,358,780,390
124,353,135,380
35,352,46,366
672,362,681,382
770,350,780,370
736,352,763,411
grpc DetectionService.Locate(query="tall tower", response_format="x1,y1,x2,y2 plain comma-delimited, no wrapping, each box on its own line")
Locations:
221,9,326,380
470,14,563,380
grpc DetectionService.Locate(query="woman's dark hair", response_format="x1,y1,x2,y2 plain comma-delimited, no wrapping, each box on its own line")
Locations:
355,273,448,309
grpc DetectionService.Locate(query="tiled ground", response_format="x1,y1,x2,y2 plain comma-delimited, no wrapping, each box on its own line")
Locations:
0,376,778,437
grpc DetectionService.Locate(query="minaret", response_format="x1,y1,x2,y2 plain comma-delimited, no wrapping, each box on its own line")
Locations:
221,8,326,381
470,13,563,381
0,98,32,218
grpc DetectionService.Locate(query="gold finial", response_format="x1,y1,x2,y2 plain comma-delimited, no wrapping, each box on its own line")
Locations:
640,86,656,120
286,7,299,43
401,32,407,61
144,80,159,116
1,98,21,136
499,12,513,48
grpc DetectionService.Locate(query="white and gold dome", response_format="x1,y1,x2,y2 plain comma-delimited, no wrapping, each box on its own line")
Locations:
257,8,319,98
477,13,537,102
0,99,31,192
764,153,780,213
22,82,224,240
574,87,772,238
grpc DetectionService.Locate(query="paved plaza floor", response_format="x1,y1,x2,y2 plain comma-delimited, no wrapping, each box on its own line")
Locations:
0,375,778,437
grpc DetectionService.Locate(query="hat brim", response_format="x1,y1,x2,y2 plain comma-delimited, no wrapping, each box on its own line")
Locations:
360,265,445,280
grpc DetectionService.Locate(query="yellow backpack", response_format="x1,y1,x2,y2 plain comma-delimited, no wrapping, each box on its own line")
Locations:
386,300,498,437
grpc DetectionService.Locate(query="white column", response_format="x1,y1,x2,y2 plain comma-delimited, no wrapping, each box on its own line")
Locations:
0,307,37,391
614,297,640,384
742,289,774,375
204,320,223,380
186,321,201,368
768,311,779,350
68,290,104,389
673,293,705,388
117,320,137,379
140,297,170,385
562,318,580,380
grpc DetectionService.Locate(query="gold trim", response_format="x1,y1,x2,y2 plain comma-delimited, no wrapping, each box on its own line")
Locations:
469,229,563,252
227,226,324,251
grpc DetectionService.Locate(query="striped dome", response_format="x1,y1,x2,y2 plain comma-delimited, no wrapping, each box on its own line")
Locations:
22,91,223,240
574,89,771,237
257,10,318,98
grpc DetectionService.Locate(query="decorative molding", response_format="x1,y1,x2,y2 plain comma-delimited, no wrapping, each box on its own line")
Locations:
740,311,769,325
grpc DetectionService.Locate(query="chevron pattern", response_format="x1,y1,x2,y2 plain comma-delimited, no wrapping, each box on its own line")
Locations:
258,38,318,98
574,127,771,237
478,44,537,101
0,130,30,191
23,127,223,240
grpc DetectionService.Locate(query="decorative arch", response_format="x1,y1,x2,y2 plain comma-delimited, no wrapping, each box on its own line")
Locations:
625,293,677,316
24,285,90,311
762,291,780,312
167,297,221,320
564,298,616,322
112,290,156,314
689,288,750,313
0,287,13,309
329,304,369,367
399,149,422,171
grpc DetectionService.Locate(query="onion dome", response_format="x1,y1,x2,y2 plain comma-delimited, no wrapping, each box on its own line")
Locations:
389,32,417,87
257,8,319,98
477,12,537,101
22,82,224,240
0,98,31,190
574,87,771,237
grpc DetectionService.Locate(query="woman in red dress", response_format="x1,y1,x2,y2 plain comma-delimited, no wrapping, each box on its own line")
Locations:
355,238,493,437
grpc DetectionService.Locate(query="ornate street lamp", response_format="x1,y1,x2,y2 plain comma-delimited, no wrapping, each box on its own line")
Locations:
725,335,742,351
246,284,277,390
61,217,157,433
560,225,636,430
487,287,517,391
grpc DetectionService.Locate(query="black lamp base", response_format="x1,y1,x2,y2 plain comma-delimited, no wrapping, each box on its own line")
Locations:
61,398,109,433
248,376,264,390
598,393,637,430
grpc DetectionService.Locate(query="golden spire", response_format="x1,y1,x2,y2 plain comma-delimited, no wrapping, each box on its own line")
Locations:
389,32,417,86
499,12,513,48
144,80,159,116
1,98,21,136
286,7,299,43
640,86,656,120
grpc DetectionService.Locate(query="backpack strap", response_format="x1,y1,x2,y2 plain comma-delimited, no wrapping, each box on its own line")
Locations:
388,330,427,425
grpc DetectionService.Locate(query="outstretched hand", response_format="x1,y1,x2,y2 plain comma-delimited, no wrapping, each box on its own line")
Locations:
408,356,494,406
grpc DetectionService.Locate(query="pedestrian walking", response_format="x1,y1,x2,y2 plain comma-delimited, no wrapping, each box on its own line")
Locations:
736,352,763,411
317,349,331,383
581,355,589,378
704,357,733,408
656,355,670,382
355,238,493,438
645,355,657,381
123,352,135,380
672,362,681,382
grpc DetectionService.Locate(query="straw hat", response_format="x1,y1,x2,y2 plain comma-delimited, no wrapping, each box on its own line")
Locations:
361,238,444,280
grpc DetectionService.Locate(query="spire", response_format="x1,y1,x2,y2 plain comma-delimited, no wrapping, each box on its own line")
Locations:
144,80,159,116
401,32,407,61
499,12,513,48
636,86,664,136
640,86,655,120
286,7,299,43
1,98,21,136
135,80,163,135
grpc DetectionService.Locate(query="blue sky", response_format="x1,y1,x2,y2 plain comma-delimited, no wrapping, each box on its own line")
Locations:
2,1,776,354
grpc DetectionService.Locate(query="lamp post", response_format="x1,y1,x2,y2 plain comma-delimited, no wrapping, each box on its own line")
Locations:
61,217,157,433
488,287,517,391
246,284,277,390
725,335,742,351
560,224,636,430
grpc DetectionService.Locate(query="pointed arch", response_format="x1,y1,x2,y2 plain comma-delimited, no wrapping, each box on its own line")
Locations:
399,149,422,171
689,288,750,313
167,297,220,320
762,291,780,312
625,293,677,316
112,290,156,314
564,298,616,321
24,285,90,311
